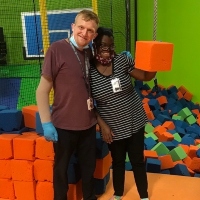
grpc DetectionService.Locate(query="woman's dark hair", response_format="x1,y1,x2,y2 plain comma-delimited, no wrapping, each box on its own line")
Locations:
93,27,114,45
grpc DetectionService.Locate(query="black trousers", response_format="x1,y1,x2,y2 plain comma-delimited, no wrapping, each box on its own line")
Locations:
53,125,97,200
108,127,148,198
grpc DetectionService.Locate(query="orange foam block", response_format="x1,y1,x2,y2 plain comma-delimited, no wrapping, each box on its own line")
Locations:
34,159,53,182
162,121,175,130
67,180,82,200
158,131,174,142
0,160,12,179
183,156,192,168
158,154,174,170
156,96,168,105
36,181,53,200
187,145,199,159
0,179,15,200
94,152,112,179
177,91,184,100
22,105,38,129
135,41,174,71
0,134,19,159
35,137,54,160
189,157,200,173
183,91,193,101
14,181,36,200
13,133,40,161
178,85,188,95
11,160,34,181
153,125,167,138
146,110,155,121
144,150,158,159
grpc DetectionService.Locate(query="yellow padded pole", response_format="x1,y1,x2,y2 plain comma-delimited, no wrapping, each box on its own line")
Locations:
92,0,98,15
39,0,54,104
39,0,50,55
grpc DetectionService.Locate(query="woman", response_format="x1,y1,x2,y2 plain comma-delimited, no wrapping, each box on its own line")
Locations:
90,27,156,200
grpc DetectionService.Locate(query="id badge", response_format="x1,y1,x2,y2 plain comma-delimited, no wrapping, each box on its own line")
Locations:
111,78,122,93
87,97,94,111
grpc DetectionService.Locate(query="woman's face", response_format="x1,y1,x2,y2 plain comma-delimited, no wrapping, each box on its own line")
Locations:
96,35,115,59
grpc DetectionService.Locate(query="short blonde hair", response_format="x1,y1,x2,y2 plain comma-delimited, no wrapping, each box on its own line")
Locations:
75,9,99,26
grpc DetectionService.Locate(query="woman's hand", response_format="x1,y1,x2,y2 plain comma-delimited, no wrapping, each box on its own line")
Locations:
101,123,114,144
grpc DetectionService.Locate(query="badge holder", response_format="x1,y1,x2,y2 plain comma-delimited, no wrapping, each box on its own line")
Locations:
111,77,122,93
87,97,94,111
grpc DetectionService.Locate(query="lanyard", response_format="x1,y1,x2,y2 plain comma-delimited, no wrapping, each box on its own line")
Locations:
69,41,91,97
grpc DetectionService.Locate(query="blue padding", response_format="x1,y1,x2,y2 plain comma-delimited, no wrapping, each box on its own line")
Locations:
0,78,21,109
0,105,9,111
0,109,22,131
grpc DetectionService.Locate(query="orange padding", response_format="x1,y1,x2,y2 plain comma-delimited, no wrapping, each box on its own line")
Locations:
135,41,174,71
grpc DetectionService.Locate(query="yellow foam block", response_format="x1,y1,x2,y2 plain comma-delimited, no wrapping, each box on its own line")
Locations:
135,41,174,71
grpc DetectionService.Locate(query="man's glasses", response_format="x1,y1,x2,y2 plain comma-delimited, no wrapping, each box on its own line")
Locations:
99,44,115,51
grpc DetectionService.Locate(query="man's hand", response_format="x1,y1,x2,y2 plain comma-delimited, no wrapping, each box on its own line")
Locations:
42,122,58,142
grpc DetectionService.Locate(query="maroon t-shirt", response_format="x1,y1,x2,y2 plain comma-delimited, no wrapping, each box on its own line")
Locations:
42,39,97,130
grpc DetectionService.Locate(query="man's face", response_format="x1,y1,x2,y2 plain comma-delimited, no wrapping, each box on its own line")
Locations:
71,15,98,49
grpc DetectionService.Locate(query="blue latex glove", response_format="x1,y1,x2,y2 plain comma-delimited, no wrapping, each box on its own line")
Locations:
121,50,133,59
42,122,58,142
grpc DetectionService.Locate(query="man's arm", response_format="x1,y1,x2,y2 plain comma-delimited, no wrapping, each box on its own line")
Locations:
36,76,52,123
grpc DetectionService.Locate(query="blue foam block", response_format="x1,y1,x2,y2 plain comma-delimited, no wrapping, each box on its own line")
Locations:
181,135,195,146
174,120,188,129
148,99,160,110
146,158,161,173
162,141,176,151
125,161,132,171
157,114,171,123
67,163,81,184
196,149,200,158
144,137,157,150
169,92,179,100
194,173,200,178
149,119,162,127
0,109,22,131
161,169,170,174
169,105,182,115
167,86,178,94
175,126,186,137
170,164,190,176
96,132,109,159
35,112,43,135
95,171,110,195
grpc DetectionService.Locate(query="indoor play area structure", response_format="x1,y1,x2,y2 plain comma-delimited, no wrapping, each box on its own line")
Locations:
0,0,200,200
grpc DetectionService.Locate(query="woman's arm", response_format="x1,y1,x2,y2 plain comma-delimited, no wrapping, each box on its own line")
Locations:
130,68,157,81
94,108,114,143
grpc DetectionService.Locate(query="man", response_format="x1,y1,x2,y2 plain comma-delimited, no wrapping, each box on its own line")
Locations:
36,10,99,200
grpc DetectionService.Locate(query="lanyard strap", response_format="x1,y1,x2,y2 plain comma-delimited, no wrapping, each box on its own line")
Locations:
69,41,91,97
